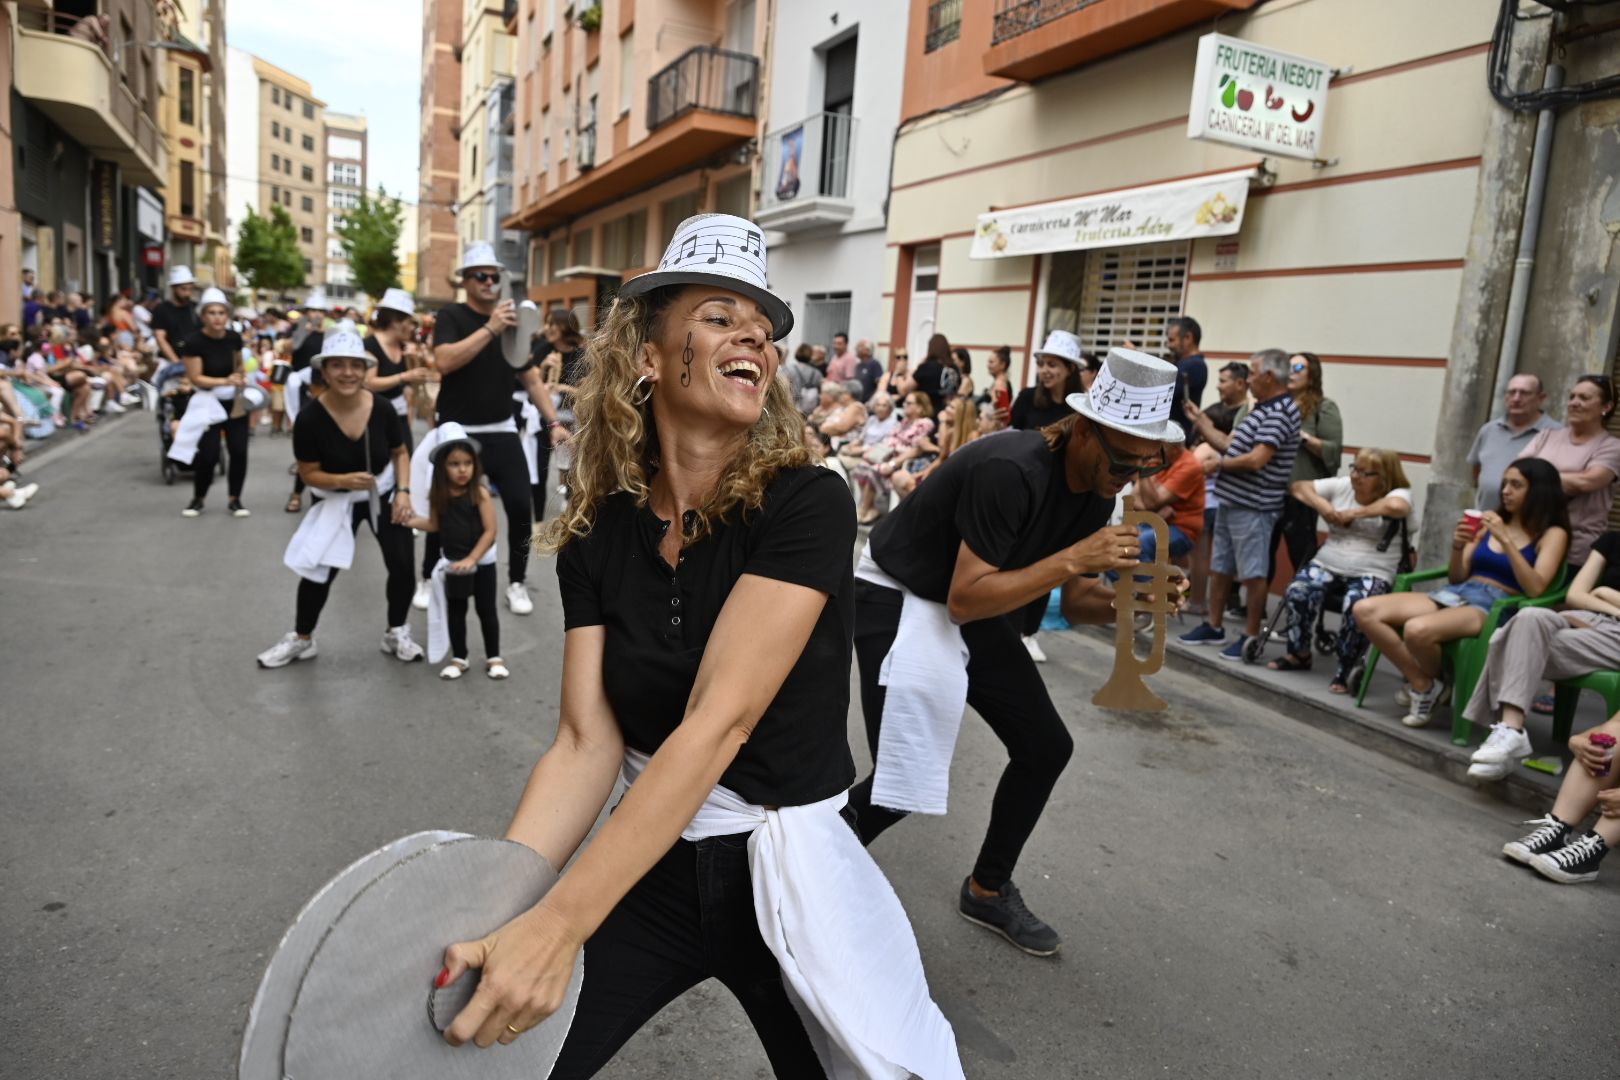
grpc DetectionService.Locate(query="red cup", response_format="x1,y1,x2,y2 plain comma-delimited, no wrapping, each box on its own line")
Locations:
1592,733,1616,778
1462,509,1483,538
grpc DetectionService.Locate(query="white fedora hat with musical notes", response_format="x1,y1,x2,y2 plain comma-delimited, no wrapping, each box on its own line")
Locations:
1067,347,1184,444
618,213,794,340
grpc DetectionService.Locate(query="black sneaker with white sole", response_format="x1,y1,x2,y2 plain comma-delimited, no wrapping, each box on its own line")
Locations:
182,498,204,518
1502,815,1570,865
957,877,1061,956
1528,831,1608,884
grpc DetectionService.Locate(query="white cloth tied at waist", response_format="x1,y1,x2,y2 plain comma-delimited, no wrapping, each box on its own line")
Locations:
408,418,518,518
619,749,964,1080
425,548,499,663
513,390,542,485
855,545,970,816
284,368,313,425
166,385,235,464
389,393,409,417
283,463,396,584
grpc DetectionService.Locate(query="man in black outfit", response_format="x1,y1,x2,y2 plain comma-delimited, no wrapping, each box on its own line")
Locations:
849,348,1185,958
290,290,331,372
150,266,200,369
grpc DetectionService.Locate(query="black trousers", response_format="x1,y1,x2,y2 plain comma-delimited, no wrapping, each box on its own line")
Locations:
550,831,824,1080
447,563,500,659
1268,495,1322,588
847,581,1074,892
531,431,552,522
193,413,248,500
423,431,530,585
294,499,416,635
1018,593,1047,636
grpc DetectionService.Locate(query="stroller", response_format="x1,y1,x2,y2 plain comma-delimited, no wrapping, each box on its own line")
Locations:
155,363,225,485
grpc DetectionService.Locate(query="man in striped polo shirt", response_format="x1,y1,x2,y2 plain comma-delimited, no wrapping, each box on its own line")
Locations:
1178,348,1302,659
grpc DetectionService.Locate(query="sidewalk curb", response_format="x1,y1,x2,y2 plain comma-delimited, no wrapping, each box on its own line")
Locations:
1079,625,1557,815
16,410,143,473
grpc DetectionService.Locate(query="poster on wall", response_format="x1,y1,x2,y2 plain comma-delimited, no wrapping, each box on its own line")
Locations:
1187,34,1330,161
970,167,1257,260
774,126,804,202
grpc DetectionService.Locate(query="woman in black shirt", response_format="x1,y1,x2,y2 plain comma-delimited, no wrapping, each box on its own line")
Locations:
530,308,586,520
434,216,960,1078
178,288,251,517
257,327,421,670
363,289,431,452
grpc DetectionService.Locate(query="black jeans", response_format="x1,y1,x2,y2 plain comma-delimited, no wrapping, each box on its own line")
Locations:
447,563,500,659
193,413,248,500
848,581,1074,892
294,498,416,634
549,832,824,1080
423,431,531,585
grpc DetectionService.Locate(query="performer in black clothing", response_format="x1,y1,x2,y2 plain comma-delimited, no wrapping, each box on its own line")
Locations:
423,243,565,617
289,290,331,373
530,307,587,519
363,288,431,453
174,288,252,517
848,347,1185,958
150,266,200,369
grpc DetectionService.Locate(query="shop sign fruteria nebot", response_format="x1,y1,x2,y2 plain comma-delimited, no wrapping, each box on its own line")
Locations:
1187,33,1330,161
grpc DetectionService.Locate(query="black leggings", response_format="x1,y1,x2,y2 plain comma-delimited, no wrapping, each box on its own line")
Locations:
531,431,551,521
848,581,1075,892
423,431,531,584
550,830,823,1080
295,499,416,634
446,563,500,659
194,413,248,500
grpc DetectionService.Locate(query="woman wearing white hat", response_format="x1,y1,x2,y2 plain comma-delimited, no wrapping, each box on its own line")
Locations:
257,324,424,669
436,214,963,1080
364,288,432,453
171,287,258,517
848,347,1183,958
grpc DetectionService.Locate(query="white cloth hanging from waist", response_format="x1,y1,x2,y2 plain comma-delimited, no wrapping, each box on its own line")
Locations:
284,368,313,425
166,386,232,464
390,393,409,417
619,749,964,1080
513,390,542,485
409,419,519,518
425,546,499,663
855,545,970,816
283,463,397,584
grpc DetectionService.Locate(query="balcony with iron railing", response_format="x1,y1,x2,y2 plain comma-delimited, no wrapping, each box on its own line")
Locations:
925,0,962,52
647,46,759,132
983,0,1262,82
755,112,858,233
577,122,597,172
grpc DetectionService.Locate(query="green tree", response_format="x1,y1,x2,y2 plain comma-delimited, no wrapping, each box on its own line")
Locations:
234,204,305,298
333,187,405,300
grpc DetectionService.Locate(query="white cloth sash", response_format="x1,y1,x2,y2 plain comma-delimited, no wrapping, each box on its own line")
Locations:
425,545,499,663
283,463,396,584
409,419,518,518
619,750,964,1080
166,386,231,464
514,390,542,485
284,368,312,425
390,393,409,417
855,546,970,816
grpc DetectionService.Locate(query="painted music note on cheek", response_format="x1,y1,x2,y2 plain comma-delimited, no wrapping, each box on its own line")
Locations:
680,330,694,387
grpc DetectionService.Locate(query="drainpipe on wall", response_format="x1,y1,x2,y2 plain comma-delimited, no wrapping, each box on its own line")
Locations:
1489,63,1563,414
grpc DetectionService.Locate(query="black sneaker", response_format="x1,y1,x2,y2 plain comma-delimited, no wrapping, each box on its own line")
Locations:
182,499,204,518
1528,832,1608,884
228,498,251,518
1502,815,1569,865
957,877,1061,957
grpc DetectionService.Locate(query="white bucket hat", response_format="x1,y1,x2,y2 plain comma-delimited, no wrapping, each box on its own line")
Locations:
617,213,793,340
1035,330,1083,365
198,287,230,312
1067,347,1185,444
311,322,373,371
168,266,195,287
303,289,331,312
377,288,416,317
457,242,501,275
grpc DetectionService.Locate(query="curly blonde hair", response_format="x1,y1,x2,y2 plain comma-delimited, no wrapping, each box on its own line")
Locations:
535,289,814,555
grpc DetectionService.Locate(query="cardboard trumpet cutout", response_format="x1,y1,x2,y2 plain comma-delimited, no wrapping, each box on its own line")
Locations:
1092,494,1178,712
498,274,542,370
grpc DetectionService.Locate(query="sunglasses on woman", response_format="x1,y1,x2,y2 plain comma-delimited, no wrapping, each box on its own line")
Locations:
464,271,502,284
1291,362,1307,373
1091,422,1168,479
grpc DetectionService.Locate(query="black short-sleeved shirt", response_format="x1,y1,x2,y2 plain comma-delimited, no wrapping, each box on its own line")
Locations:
1009,387,1074,432
1591,531,1620,590
869,429,1112,605
150,300,198,352
293,395,404,476
178,329,243,380
556,467,857,807
433,302,518,425
291,327,325,373
912,358,958,416
365,335,406,401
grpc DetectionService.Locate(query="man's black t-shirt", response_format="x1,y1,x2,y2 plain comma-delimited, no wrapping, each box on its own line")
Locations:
911,358,959,416
433,302,519,425
557,467,857,807
291,326,325,373
292,396,403,476
178,329,243,379
364,335,406,401
1009,387,1074,432
150,300,199,355
868,429,1112,605
1591,531,1620,589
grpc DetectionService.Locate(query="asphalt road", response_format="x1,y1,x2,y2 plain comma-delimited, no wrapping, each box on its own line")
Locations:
3,417,1615,1079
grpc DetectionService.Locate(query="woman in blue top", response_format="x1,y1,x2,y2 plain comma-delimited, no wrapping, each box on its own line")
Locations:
1355,457,1569,729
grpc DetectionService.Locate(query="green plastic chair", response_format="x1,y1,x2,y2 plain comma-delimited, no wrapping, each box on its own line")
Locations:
1551,670,1620,746
1355,564,1569,746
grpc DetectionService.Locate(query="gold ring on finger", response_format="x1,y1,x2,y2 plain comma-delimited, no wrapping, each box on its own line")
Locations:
506,1023,523,1035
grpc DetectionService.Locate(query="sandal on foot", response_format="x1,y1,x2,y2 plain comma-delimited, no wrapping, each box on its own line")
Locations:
1328,679,1351,694
439,659,469,680
285,493,302,513
1267,653,1312,672
486,658,510,680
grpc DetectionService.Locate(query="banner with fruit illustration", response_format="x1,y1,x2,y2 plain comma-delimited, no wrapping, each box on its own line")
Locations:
969,167,1257,261
1188,33,1331,161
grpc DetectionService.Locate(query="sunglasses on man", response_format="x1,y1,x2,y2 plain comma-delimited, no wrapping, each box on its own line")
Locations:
1091,422,1169,479
465,271,502,285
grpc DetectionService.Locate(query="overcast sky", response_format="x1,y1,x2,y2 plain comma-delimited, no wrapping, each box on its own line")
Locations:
229,0,422,205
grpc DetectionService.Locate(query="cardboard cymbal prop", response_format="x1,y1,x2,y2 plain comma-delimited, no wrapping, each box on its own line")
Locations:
240,834,582,1079
504,300,541,370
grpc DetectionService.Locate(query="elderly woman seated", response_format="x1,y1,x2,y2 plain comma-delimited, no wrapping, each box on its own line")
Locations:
838,392,899,468
1269,448,1413,693
810,379,867,449
848,391,935,525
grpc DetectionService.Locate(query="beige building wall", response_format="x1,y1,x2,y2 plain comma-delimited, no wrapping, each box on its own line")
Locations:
459,0,514,252
252,58,327,291
323,111,368,302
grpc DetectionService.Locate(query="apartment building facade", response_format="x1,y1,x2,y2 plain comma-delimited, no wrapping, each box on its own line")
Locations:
459,1,520,279
160,0,227,287
417,0,462,305
323,111,368,303
506,0,763,325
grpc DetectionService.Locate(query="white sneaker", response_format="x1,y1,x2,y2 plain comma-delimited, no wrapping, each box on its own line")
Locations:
1022,634,1047,663
258,632,317,669
1468,723,1533,779
1395,683,1411,708
104,399,127,415
1400,680,1445,728
120,391,142,407
412,580,432,611
4,483,36,509
381,625,425,662
506,582,534,615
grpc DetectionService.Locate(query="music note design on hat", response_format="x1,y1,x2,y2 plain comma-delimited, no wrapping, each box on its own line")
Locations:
659,219,766,275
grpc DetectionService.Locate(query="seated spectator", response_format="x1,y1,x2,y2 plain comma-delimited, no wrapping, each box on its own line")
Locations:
849,391,935,525
874,348,909,400
84,337,131,415
811,380,866,446
1497,712,1620,884
802,422,831,462
838,392,898,468
1355,457,1568,728
25,326,88,428
894,397,977,496
1132,440,1206,569
1525,373,1620,568
1269,448,1413,692
0,459,38,509
975,399,1006,438
1462,527,1620,779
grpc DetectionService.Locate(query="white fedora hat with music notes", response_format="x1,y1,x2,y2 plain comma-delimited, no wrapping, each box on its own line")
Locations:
618,213,794,340
1067,347,1184,444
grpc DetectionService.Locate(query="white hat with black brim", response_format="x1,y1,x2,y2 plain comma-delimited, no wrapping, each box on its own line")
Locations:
617,213,794,341
311,323,374,371
1035,330,1083,365
1067,347,1185,444
168,266,196,287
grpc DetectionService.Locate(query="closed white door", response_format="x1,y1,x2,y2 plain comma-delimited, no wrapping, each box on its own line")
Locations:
906,244,940,369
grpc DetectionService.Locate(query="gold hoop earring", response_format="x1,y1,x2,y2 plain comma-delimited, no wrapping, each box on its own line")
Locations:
631,375,654,407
